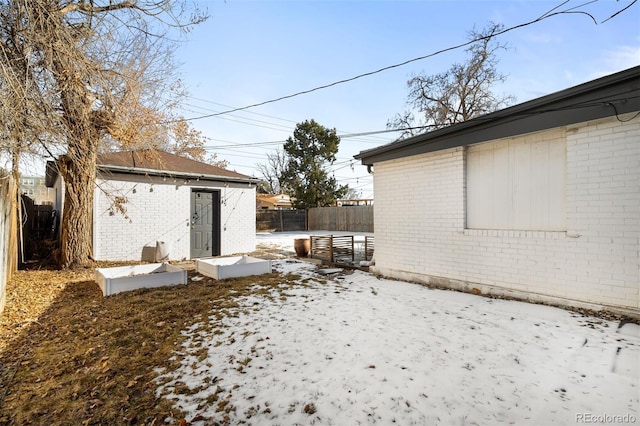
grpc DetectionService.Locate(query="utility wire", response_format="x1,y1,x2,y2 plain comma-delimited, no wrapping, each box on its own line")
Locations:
201,92,639,157
185,96,299,124
174,98,396,145
175,95,396,142
214,91,640,173
171,0,621,123
601,0,637,23
177,105,294,133
201,130,402,150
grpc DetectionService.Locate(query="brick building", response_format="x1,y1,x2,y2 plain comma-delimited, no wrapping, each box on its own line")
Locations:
355,66,639,317
47,150,260,261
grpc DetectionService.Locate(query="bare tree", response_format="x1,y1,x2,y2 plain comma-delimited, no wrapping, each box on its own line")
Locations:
388,23,515,138
0,0,206,268
99,84,228,168
256,148,289,194
168,120,228,168
343,187,362,200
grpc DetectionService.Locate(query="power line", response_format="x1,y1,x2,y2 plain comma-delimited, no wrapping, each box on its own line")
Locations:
212,92,640,178
177,105,294,133
184,96,299,124
177,101,295,130
202,91,640,164
172,0,621,123
174,97,396,146
200,128,404,151
204,140,286,149
177,95,397,142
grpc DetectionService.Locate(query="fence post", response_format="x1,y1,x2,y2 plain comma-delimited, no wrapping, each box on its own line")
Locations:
1,173,19,316
350,236,354,262
329,235,333,263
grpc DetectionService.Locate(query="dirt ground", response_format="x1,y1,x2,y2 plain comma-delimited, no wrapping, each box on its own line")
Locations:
0,248,299,426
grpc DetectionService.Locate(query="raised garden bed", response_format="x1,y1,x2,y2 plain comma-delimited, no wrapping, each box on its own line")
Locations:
195,255,272,280
95,263,188,296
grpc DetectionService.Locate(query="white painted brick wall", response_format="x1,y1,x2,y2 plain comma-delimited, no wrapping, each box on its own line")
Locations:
220,184,256,255
93,174,255,261
372,115,639,313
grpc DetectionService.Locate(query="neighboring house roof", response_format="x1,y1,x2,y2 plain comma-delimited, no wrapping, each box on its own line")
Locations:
47,150,260,186
355,66,640,166
257,193,293,208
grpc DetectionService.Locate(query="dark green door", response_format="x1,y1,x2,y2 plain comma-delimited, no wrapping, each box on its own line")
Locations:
190,190,220,258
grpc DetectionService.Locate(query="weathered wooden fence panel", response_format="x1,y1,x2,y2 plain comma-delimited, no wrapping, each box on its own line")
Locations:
0,172,17,316
20,196,55,263
308,206,373,232
256,209,307,232
310,234,374,265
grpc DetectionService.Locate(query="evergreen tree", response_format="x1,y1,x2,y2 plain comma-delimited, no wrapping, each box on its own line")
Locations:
282,120,348,208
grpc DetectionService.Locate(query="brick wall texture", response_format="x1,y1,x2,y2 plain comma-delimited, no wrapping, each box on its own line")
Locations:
371,115,639,313
93,174,256,261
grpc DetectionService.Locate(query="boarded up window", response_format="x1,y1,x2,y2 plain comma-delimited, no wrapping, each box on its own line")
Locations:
466,132,566,231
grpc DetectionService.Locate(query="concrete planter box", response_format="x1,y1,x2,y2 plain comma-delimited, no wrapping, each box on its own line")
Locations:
196,255,272,280
95,263,187,296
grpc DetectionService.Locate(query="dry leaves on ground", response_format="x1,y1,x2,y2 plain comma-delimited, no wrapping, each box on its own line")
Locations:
0,259,302,426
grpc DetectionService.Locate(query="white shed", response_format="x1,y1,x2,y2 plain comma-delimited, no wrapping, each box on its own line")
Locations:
47,150,260,261
355,66,639,318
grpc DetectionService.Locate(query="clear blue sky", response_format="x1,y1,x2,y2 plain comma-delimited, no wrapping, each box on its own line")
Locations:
174,0,639,198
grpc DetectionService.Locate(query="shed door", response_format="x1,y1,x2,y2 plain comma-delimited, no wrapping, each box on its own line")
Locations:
190,190,221,258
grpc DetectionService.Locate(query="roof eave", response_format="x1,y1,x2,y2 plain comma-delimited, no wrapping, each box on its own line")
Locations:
355,66,640,165
98,164,261,185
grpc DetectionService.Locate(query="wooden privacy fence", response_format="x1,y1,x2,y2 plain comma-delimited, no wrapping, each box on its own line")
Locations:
256,209,307,232
22,196,54,240
21,196,55,263
310,235,375,265
0,172,18,316
308,205,373,233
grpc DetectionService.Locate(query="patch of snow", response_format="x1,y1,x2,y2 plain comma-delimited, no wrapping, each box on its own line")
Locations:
155,253,639,425
256,230,373,254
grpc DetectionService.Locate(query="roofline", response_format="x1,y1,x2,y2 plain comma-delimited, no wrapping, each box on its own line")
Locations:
355,66,640,165
98,164,261,185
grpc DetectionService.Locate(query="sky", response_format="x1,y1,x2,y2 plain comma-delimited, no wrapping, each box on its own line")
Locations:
154,232,640,425
171,0,640,199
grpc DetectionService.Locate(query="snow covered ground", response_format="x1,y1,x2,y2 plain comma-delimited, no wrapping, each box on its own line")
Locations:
156,232,639,425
